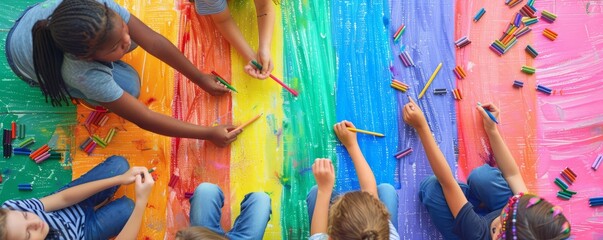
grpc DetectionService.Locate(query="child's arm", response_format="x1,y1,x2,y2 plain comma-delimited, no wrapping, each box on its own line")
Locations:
115,170,155,240
40,167,145,212
253,0,275,77
126,15,229,96
477,103,528,194
333,121,378,198
102,93,241,147
404,97,467,217
310,158,335,235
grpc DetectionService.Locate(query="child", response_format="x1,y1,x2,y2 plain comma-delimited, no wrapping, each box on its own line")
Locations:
175,183,271,240
194,0,275,79
0,155,154,240
402,96,571,240
5,0,241,147
306,121,400,240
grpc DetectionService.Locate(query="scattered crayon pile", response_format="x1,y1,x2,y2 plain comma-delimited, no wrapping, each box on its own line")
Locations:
555,167,577,200
455,36,471,48
399,51,415,67
592,154,602,171
433,88,448,95
473,8,486,22
394,147,412,159
590,197,603,207
391,79,409,92
452,66,467,79
393,24,406,42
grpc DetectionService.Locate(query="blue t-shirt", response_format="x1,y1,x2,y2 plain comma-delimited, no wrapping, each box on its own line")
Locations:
2,198,86,240
453,202,501,240
7,0,131,102
309,220,400,240
194,0,227,15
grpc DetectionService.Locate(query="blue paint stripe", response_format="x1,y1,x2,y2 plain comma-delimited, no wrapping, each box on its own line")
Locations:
332,1,399,192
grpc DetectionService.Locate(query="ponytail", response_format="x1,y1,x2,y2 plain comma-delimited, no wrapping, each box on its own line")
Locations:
32,19,72,107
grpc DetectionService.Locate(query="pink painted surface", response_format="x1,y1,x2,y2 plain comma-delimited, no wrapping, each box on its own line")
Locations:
533,0,603,238
455,0,537,186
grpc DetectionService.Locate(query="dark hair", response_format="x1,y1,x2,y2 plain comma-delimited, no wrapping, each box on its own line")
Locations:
31,0,114,106
328,191,390,240
175,226,228,240
503,194,571,240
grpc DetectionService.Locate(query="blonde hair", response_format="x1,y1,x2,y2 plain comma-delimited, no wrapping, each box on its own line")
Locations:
175,226,228,240
328,191,390,240
0,208,8,240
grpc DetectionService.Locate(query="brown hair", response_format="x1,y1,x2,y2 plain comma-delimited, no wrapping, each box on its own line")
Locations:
175,226,228,240
503,194,571,240
328,191,390,240
0,208,8,240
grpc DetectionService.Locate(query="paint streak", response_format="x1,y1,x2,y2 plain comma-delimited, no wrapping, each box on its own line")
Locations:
534,0,603,238
229,1,284,238
280,0,337,238
167,2,233,237
391,0,457,238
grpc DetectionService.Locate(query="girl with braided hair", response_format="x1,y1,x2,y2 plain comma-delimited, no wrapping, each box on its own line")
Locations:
402,96,571,240
306,121,400,240
5,0,241,147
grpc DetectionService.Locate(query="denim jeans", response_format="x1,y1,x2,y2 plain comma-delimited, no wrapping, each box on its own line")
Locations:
419,164,513,240
190,183,272,240
306,183,399,227
56,155,134,240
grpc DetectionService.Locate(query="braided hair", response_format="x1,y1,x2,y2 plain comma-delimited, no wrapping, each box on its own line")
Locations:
31,0,114,106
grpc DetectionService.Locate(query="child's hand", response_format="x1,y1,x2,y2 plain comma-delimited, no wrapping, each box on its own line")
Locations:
206,124,241,147
256,49,273,79
118,167,147,185
135,170,155,202
333,120,358,148
476,102,500,132
312,158,335,192
403,96,428,130
195,73,230,96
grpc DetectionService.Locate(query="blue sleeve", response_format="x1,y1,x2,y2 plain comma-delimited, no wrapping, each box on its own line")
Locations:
453,203,491,240
99,0,131,23
2,199,45,212
194,0,227,15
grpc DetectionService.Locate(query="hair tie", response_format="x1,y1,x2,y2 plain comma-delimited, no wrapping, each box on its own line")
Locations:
526,197,542,208
561,222,570,234
551,205,563,218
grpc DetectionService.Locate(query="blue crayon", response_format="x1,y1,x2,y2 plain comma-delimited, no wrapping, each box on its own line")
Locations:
473,8,486,22
477,102,499,124
537,85,553,94
513,80,524,88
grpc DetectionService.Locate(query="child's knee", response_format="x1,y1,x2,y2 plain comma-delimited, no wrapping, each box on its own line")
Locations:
377,183,397,198
194,183,222,197
105,155,130,173
467,164,500,184
419,176,442,203
249,192,272,214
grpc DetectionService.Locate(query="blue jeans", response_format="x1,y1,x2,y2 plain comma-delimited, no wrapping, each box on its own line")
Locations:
419,164,513,240
190,183,272,240
306,183,399,227
56,156,134,240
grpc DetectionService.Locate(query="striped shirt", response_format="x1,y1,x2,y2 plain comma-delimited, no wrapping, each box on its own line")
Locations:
2,198,85,240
